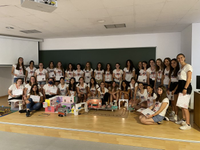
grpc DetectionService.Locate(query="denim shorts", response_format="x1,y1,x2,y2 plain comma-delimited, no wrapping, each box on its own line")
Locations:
152,115,164,123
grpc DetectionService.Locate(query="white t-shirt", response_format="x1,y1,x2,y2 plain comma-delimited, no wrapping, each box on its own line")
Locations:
170,71,178,83
43,84,58,95
138,69,147,83
163,68,170,85
123,67,135,82
178,64,193,81
158,98,169,117
94,69,104,80
69,90,76,96
83,69,93,83
26,67,36,81
113,69,123,82
65,70,74,79
137,89,148,103
156,69,163,82
46,67,55,78
13,64,25,78
58,83,68,95
35,69,47,82
98,87,108,98
130,82,138,98
147,93,157,107
76,83,87,94
25,84,41,95
88,84,99,94
104,71,112,82
54,68,63,81
146,67,156,80
74,70,84,82
8,84,24,99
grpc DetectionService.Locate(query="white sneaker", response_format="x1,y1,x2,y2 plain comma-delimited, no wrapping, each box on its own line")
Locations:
175,119,186,126
174,115,177,122
164,116,169,121
179,124,191,130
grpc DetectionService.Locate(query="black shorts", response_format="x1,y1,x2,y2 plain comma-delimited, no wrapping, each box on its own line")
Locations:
105,81,112,84
169,82,178,94
149,79,155,87
177,80,192,94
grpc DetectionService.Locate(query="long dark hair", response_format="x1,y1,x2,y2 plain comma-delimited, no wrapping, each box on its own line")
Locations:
56,61,64,72
125,59,134,72
48,61,54,69
156,58,164,72
142,61,148,70
96,62,102,70
169,58,180,78
111,81,118,91
147,84,154,97
105,63,112,74
29,76,37,86
69,77,76,91
163,57,171,77
30,84,40,96
156,85,167,102
89,77,97,89
67,63,73,71
16,57,26,75
85,61,92,71
121,80,128,91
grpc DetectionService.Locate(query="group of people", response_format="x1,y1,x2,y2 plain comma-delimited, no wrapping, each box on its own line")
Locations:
8,53,193,130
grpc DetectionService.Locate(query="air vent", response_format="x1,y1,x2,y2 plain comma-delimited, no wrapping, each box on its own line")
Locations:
104,24,126,29
20,29,42,34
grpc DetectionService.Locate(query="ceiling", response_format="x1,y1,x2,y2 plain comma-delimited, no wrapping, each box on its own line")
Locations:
0,0,200,39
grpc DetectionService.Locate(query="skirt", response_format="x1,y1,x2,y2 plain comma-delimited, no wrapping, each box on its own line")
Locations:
177,80,192,94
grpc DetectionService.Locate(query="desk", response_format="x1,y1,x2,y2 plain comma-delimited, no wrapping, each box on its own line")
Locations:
194,91,200,128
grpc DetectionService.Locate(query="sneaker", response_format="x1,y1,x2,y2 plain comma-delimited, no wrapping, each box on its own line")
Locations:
169,111,175,117
19,109,26,113
174,115,178,122
179,124,191,130
175,119,186,126
164,116,169,121
26,110,30,117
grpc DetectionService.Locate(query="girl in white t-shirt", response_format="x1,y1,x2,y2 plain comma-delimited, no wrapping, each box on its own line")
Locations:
146,85,157,108
98,82,109,107
137,61,148,86
113,63,123,86
176,53,193,130
88,77,99,97
83,62,93,84
129,77,138,107
139,85,169,125
73,63,84,84
123,59,135,84
35,63,48,87
109,81,119,105
77,77,88,102
135,82,148,109
54,61,64,85
46,61,55,79
24,76,40,95
119,80,130,107
135,61,142,80
58,77,68,96
155,59,164,90
12,57,26,83
162,58,171,89
104,63,113,88
26,60,36,83
67,77,77,96
8,78,24,101
147,59,156,87
65,63,74,84
43,78,58,99
94,62,104,85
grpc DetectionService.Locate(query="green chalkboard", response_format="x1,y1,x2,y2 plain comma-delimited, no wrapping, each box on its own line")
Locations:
39,47,156,70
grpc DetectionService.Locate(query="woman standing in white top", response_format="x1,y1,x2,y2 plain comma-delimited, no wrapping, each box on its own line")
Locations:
147,59,156,87
176,53,193,130
123,59,135,84
35,63,48,88
155,59,164,90
137,61,148,86
77,77,88,102
83,62,93,84
73,63,84,84
113,63,123,86
87,77,99,97
65,63,74,84
58,77,68,96
104,63,113,88
12,57,26,83
54,61,64,86
25,60,36,84
162,58,171,89
135,61,142,80
46,61,55,79
94,62,104,85
139,85,169,125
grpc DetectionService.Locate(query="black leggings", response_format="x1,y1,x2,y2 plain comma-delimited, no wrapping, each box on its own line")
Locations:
45,95,55,99
101,93,110,105
8,96,22,101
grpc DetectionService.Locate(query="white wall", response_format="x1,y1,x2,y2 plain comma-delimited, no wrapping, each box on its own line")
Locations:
40,32,181,59
0,67,12,97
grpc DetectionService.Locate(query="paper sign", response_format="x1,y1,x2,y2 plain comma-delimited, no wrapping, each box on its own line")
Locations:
141,108,155,117
176,93,191,109
37,75,46,81
30,95,40,102
12,89,23,96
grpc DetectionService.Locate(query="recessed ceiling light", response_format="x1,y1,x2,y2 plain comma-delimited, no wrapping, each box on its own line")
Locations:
6,26,14,29
97,20,105,23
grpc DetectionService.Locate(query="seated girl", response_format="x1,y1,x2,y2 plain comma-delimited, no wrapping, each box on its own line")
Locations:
58,77,68,96
88,77,99,97
43,78,58,99
146,84,157,108
109,81,119,105
20,84,43,117
128,77,138,107
67,77,77,97
139,85,169,125
24,76,40,95
98,82,110,107
76,77,88,102
119,80,130,107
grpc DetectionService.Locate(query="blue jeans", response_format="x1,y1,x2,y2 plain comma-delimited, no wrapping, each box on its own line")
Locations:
26,98,41,111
